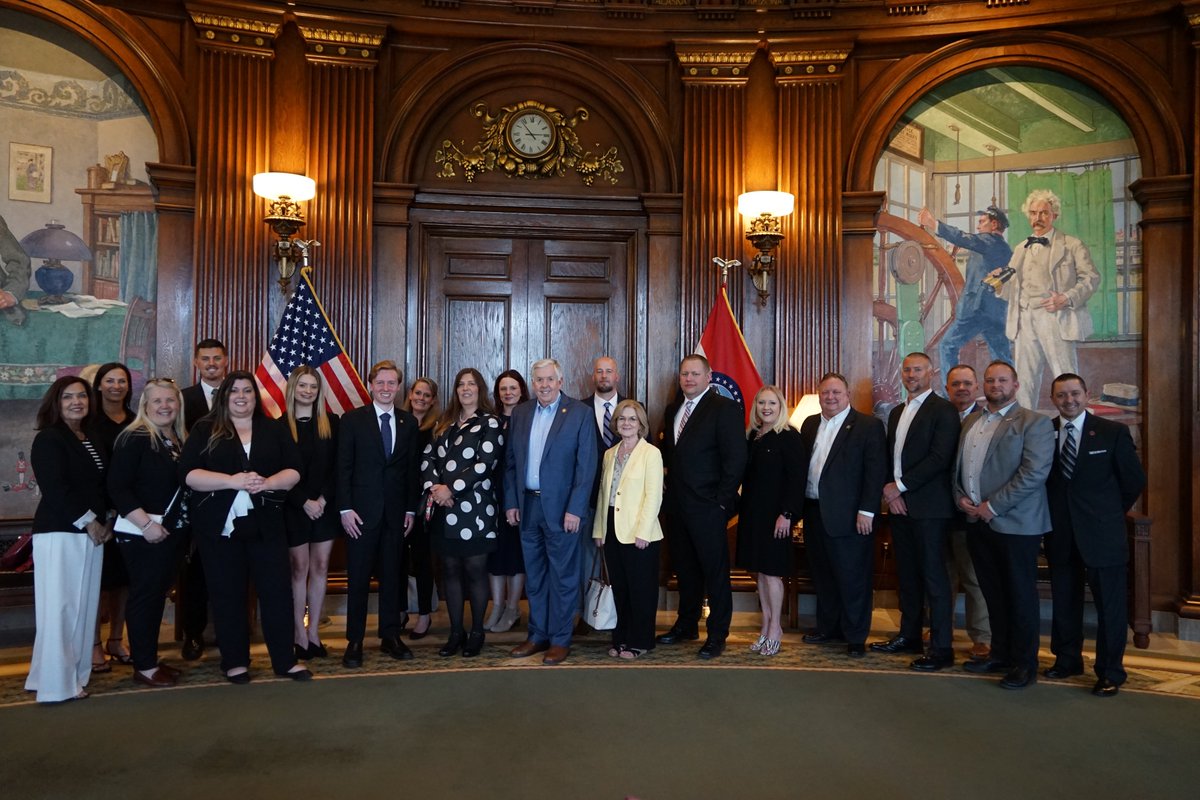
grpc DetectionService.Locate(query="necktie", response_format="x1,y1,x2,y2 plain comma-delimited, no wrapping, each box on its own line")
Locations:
1061,421,1077,479
677,400,694,440
207,386,216,410
602,401,614,448
1025,236,1049,248
380,412,392,459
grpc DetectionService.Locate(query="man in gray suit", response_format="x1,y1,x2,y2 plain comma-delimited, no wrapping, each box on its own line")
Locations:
954,360,1054,689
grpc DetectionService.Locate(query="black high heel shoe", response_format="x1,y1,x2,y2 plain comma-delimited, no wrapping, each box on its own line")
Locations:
438,631,464,657
462,630,485,658
294,643,309,661
307,641,328,659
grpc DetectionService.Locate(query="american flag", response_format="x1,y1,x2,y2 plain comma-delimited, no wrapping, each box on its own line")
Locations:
255,268,370,418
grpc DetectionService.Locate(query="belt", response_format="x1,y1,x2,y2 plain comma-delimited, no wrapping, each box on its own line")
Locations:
524,489,541,496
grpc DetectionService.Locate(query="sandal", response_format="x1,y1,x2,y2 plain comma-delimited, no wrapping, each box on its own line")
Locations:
607,644,626,658
749,635,767,653
105,638,134,666
91,643,111,673
761,638,781,657
619,648,647,660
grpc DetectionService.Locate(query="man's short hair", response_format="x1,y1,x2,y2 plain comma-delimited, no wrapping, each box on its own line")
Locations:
680,354,711,372
530,358,563,380
903,351,933,366
985,359,1018,380
1021,189,1062,216
946,363,978,381
368,359,402,384
1051,372,1088,393
195,338,226,355
818,371,849,390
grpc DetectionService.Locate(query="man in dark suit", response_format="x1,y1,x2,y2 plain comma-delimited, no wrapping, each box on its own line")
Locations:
657,354,747,659
954,360,1053,690
578,355,626,628
871,352,961,670
176,337,228,660
337,360,420,667
798,372,887,658
504,358,597,665
1043,373,1146,697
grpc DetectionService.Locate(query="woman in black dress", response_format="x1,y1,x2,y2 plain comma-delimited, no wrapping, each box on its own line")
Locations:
485,369,528,632
401,376,439,639
281,366,339,661
180,371,310,683
108,378,186,687
422,367,504,657
91,362,134,668
736,385,805,657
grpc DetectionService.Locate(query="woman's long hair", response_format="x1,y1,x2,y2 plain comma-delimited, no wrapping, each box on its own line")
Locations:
284,365,332,441
92,361,133,418
36,376,94,431
401,376,440,433
747,384,791,436
491,369,529,414
204,370,260,453
434,367,494,437
116,378,186,452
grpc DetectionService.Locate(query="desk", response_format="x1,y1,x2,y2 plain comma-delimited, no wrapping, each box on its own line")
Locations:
0,297,126,399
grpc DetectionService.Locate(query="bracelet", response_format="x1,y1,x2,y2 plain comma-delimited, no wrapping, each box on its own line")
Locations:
140,518,154,532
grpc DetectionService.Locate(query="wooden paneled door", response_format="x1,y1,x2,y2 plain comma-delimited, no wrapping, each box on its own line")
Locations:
421,227,631,399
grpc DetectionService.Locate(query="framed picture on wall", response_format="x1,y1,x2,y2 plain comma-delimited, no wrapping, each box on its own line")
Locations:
8,142,52,203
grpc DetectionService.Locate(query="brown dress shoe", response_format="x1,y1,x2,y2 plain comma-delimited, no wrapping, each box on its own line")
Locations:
510,639,550,658
133,667,178,688
543,645,571,665
969,642,991,661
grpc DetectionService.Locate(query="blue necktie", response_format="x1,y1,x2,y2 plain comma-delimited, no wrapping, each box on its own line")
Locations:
602,401,615,448
380,412,392,459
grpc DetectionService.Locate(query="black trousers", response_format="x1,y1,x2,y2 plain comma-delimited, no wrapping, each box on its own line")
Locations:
604,508,661,651
344,520,405,643
196,531,296,674
117,534,182,671
404,517,435,615
178,531,208,641
665,502,731,641
1047,538,1128,684
966,522,1042,672
891,514,954,653
804,500,875,645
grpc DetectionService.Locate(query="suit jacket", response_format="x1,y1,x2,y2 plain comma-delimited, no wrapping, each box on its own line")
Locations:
336,404,420,530
799,408,886,538
999,228,1099,342
660,390,746,519
182,383,215,434
936,221,1011,320
30,424,109,533
952,405,1054,535
503,393,597,525
886,392,959,519
591,438,664,545
582,392,626,509
108,430,181,517
1046,414,1146,568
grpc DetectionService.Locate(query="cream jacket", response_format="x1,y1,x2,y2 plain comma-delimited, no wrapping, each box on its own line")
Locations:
591,438,664,544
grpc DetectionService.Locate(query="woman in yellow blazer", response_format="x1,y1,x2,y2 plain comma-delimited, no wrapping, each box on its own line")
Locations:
592,400,664,659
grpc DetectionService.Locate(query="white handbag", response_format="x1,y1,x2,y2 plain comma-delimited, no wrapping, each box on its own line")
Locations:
584,548,618,631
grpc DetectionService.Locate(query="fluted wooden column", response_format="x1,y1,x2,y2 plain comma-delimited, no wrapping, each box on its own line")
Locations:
675,43,756,350
770,45,851,401
1186,6,1200,625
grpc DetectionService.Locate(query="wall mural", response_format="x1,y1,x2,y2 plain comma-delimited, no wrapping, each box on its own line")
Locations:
0,9,158,524
872,66,1141,442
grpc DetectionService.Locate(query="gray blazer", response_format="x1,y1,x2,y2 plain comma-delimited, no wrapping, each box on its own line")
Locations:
952,405,1054,536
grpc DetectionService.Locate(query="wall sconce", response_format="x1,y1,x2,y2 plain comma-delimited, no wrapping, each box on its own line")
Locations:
252,172,318,295
788,393,822,430
19,221,92,306
737,190,795,306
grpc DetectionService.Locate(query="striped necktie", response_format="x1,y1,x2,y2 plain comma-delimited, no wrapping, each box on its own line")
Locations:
677,399,694,440
1061,421,1077,479
602,401,615,448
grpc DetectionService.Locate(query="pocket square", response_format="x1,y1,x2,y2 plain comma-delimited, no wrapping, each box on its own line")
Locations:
1087,449,1108,455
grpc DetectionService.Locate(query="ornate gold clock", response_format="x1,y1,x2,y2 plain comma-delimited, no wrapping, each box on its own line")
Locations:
506,108,556,159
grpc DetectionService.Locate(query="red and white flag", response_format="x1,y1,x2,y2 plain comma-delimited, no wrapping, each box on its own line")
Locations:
695,282,763,425
255,268,370,419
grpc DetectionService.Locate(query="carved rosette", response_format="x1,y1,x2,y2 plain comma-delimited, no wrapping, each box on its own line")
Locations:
188,10,280,55
768,45,852,81
674,43,757,85
296,25,384,64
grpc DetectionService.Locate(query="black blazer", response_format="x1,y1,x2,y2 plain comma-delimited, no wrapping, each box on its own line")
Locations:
336,404,420,530
661,390,747,518
108,431,181,517
885,392,959,519
799,408,887,538
282,414,340,535
181,383,214,434
30,425,109,534
1046,414,1146,568
179,418,302,540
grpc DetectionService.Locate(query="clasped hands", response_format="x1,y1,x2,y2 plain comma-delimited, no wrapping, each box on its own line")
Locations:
231,471,269,493
957,496,996,523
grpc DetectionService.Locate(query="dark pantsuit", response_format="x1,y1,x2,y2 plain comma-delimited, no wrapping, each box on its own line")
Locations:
345,522,405,642
891,515,954,653
604,509,661,652
117,534,183,671
179,533,208,640
521,492,583,647
196,532,296,674
804,501,875,644
1048,543,1128,684
665,505,732,640
966,522,1041,672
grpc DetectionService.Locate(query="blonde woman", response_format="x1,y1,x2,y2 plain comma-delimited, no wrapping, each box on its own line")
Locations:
592,400,663,660
735,385,806,657
401,376,439,639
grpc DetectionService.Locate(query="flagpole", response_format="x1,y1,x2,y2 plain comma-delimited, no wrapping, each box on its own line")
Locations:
712,256,741,286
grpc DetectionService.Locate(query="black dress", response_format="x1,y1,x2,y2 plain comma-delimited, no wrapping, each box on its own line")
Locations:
282,414,340,547
735,427,806,578
421,413,504,558
486,414,525,575
90,412,131,591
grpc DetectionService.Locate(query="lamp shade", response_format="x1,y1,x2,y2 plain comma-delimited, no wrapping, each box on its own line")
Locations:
787,393,822,430
19,221,92,261
738,191,795,219
252,172,316,202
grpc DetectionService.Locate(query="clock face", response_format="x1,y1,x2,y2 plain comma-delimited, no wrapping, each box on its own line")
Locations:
508,111,555,157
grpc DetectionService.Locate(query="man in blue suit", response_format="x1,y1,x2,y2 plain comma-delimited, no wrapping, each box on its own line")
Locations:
504,358,598,665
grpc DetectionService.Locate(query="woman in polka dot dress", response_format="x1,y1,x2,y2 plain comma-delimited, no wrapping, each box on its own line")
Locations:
421,367,505,658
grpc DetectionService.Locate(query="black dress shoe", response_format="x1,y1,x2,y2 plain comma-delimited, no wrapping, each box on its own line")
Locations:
869,635,924,654
910,653,954,671
846,644,866,658
342,640,363,668
439,631,464,658
656,625,700,645
1092,678,1120,697
462,630,485,658
801,632,846,645
999,667,1036,689
381,636,414,660
181,637,204,661
963,659,1011,674
225,670,251,685
1042,663,1085,680
697,639,725,660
